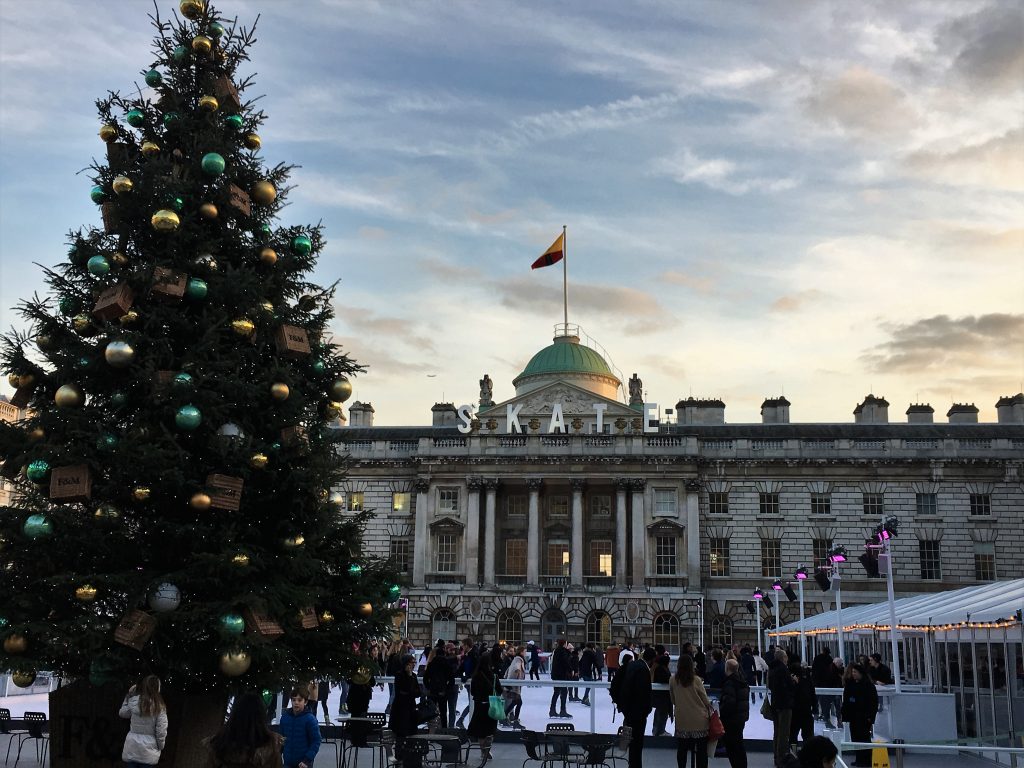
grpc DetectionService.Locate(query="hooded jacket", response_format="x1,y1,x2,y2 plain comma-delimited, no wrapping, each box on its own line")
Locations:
119,694,168,765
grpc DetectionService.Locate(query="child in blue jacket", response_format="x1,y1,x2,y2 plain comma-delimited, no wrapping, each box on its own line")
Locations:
280,687,321,768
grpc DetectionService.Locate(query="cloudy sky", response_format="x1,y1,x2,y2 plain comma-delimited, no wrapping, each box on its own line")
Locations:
1,0,1022,425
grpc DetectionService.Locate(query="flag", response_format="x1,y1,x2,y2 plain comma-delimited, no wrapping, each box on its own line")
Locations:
531,233,564,269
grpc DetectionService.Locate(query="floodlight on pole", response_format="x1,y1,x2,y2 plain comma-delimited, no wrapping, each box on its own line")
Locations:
772,579,783,591
795,564,807,662
882,514,903,693
828,544,848,564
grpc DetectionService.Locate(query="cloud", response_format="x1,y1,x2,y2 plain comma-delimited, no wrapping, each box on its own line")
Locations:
660,270,717,295
903,128,1024,190
805,66,917,138
771,289,826,313
700,64,775,89
943,4,1024,94
654,148,800,195
356,226,391,240
861,313,1024,373
334,308,437,355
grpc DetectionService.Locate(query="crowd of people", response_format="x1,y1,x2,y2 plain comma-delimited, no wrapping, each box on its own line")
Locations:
115,637,895,768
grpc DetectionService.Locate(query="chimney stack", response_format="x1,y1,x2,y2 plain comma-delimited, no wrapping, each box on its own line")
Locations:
760,396,791,424
947,403,979,424
675,397,726,425
431,402,458,427
995,393,1024,424
905,403,934,424
348,401,375,427
854,394,889,424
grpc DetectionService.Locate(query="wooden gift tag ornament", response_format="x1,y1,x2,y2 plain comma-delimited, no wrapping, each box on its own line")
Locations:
49,464,92,502
226,183,251,217
274,325,311,358
206,473,243,511
114,609,157,651
92,283,135,321
151,266,187,302
243,606,285,639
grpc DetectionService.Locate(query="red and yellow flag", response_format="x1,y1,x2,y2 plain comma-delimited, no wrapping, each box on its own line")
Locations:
531,233,564,269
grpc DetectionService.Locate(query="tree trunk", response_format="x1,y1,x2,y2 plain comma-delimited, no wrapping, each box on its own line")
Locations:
49,680,226,768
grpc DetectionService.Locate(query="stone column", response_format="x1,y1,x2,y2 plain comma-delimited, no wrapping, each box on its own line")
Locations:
484,478,498,585
466,477,482,585
615,479,629,588
570,479,586,588
413,479,430,586
685,480,702,589
630,479,647,587
527,478,542,586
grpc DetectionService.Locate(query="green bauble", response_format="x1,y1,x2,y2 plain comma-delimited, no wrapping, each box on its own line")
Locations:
225,114,243,130
348,563,362,577
96,433,118,451
220,613,245,635
59,296,80,315
168,196,185,212
173,372,193,389
260,224,272,238
110,391,128,408
87,255,110,276
310,358,326,375
388,584,402,601
201,152,226,176
172,45,189,64
291,235,312,256
90,186,105,204
175,404,202,430
74,356,91,370
26,460,50,483
261,688,273,707
185,278,208,301
269,441,282,453
163,111,181,128
126,108,145,127
145,69,163,87
208,21,225,38
24,514,53,539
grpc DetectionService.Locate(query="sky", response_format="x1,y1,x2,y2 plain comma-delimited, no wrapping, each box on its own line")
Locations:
1,0,1022,425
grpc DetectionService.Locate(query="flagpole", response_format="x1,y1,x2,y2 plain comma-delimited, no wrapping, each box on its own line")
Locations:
562,225,568,332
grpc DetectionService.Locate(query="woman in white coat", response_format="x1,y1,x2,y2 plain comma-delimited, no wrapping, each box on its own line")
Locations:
119,675,168,767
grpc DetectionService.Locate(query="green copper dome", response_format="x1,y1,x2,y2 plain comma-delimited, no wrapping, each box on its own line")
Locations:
516,336,613,380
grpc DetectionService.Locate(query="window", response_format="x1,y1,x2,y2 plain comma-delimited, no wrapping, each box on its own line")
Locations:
708,492,729,515
435,534,458,572
656,537,677,575
652,613,680,653
761,538,781,578
505,539,527,576
759,493,780,515
432,609,456,643
589,540,613,576
863,492,884,517
974,542,995,580
590,495,611,517
548,495,569,518
710,538,730,576
392,492,410,513
654,489,677,516
970,494,991,516
710,616,733,647
546,542,569,575
496,609,522,644
390,539,411,573
586,611,612,646
919,540,941,580
347,491,364,511
506,495,527,516
438,488,459,514
810,493,831,515
916,493,937,516
812,538,833,571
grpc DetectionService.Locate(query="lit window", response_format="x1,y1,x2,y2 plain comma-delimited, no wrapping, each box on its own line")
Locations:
710,538,730,576
919,540,941,580
759,493,780,515
590,540,613,576
708,492,729,515
974,542,995,580
970,494,991,516
656,536,677,575
347,492,364,512
761,538,781,578
546,542,569,575
586,611,611,646
810,493,831,515
392,492,410,513
654,489,677,516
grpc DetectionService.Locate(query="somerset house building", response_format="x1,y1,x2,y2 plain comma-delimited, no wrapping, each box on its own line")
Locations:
333,325,1024,652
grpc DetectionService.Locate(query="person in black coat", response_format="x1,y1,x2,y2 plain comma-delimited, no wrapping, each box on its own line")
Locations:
616,647,655,768
548,638,572,717
424,644,455,730
528,642,541,680
389,655,421,745
568,645,581,701
811,649,838,728
789,662,816,747
579,643,598,705
841,664,878,768
768,649,796,768
650,654,672,736
705,648,726,691
466,652,502,763
719,659,750,768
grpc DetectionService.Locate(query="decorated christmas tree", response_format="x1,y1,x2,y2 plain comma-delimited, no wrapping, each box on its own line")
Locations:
0,0,397,712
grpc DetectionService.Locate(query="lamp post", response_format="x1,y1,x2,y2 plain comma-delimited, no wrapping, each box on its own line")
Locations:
753,588,764,657
880,515,903,694
772,579,782,650
795,567,808,662
828,545,849,664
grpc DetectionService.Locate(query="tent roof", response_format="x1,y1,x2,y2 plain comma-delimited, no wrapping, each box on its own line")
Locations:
771,579,1024,635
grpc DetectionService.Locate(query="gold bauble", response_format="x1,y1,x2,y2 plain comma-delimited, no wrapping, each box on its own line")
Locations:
72,314,92,333
132,486,152,502
258,300,274,315
283,535,305,548
27,427,45,442
258,247,278,266
218,650,251,677
270,382,290,401
244,133,262,150
329,378,353,403
357,603,373,617
119,311,139,326
329,492,344,508
198,95,219,112
112,175,134,195
190,492,212,510
324,401,343,418
75,584,98,602
199,202,219,219
110,251,129,267
11,670,37,688
99,124,117,142
251,180,276,205
249,453,268,469
231,553,250,567
192,35,212,55
319,610,335,624
94,504,121,521
3,634,27,654
36,334,55,351
151,209,181,232
55,384,84,408
231,318,255,337
140,140,161,158
104,340,136,367
180,0,205,19
8,373,34,388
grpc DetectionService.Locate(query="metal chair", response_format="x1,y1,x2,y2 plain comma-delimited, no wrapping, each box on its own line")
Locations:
608,726,632,768
320,724,344,768
521,731,564,768
429,727,472,766
564,734,616,768
0,708,26,766
397,738,431,768
543,723,580,765
13,712,48,767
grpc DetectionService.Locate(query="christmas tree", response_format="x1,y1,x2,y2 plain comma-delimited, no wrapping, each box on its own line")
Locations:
0,0,398,699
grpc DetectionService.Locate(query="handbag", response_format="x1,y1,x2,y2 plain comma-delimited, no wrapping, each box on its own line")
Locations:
760,696,775,721
708,709,725,740
416,697,439,725
487,676,505,720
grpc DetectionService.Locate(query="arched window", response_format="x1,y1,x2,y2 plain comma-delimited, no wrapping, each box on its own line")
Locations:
496,609,522,645
586,611,612,646
652,612,680,653
431,609,456,644
711,616,733,647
